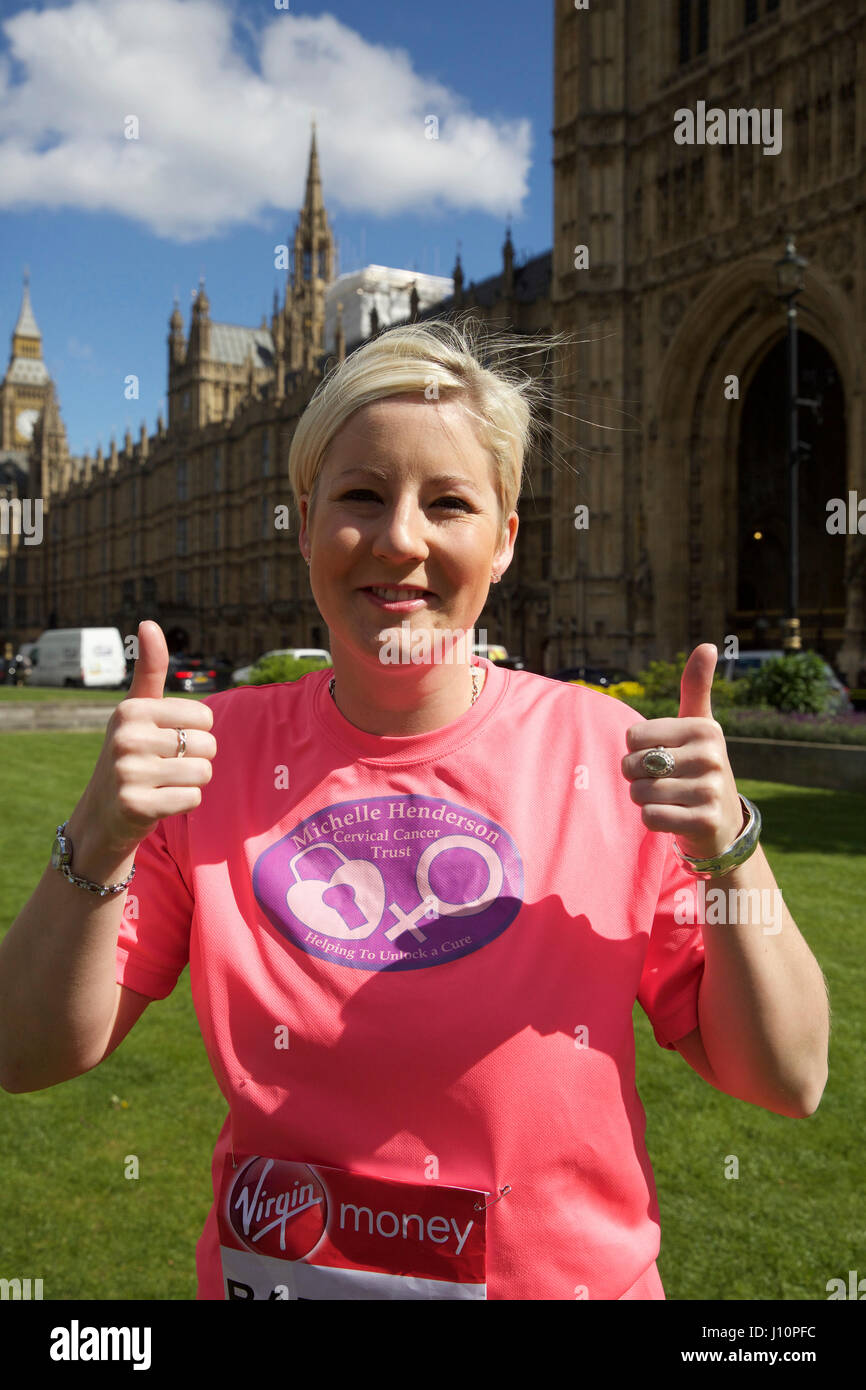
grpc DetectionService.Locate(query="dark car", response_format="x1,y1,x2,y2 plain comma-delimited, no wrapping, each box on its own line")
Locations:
553,666,634,687
165,654,216,694
120,651,219,693
203,653,235,691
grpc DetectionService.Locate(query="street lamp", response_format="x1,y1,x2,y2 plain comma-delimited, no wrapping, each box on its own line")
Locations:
3,484,13,648
774,233,808,653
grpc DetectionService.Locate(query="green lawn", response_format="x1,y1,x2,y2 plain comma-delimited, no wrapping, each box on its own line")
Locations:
0,685,207,702
0,730,861,1299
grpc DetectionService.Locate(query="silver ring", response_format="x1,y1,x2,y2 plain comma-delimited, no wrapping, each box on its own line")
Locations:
641,746,675,778
176,728,187,758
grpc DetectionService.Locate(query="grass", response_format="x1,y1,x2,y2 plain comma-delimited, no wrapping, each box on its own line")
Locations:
0,729,224,1300
641,779,864,1300
0,686,206,703
0,731,862,1300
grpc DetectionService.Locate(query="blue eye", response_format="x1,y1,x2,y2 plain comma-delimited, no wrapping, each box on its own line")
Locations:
341,490,471,511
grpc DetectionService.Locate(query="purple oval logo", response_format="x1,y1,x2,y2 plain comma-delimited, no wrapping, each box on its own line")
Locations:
253,795,524,970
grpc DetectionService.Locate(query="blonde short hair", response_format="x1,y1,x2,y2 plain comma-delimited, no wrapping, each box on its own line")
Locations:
288,314,555,545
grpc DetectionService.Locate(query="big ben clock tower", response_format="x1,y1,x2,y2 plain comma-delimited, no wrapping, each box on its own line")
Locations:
0,270,52,450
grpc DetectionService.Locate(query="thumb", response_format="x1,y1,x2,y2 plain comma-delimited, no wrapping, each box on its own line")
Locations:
678,643,716,720
126,620,169,701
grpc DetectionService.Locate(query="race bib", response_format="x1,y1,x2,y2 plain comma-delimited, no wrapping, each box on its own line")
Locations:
217,1155,488,1299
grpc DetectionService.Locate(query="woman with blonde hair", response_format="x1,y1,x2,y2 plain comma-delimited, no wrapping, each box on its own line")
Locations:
0,315,828,1300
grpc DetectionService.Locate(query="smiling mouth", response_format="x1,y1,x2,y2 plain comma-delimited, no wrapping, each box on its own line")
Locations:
361,586,435,599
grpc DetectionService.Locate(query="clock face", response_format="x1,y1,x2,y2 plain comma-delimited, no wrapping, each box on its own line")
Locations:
16,408,39,440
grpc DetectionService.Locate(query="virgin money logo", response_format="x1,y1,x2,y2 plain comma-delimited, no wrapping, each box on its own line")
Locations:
253,794,524,971
227,1159,327,1261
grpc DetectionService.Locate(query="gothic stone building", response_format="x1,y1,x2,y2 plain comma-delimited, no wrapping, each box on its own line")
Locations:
2,126,556,671
3,0,865,680
552,0,863,679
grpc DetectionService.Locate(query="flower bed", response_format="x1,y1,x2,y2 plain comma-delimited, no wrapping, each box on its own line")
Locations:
715,709,866,746
570,683,866,746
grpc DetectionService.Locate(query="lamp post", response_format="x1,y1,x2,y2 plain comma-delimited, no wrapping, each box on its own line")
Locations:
774,234,808,654
3,484,13,652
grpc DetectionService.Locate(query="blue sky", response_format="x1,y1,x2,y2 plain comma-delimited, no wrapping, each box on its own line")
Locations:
0,0,553,457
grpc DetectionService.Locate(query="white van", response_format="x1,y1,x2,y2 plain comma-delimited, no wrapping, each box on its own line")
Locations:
29,628,127,689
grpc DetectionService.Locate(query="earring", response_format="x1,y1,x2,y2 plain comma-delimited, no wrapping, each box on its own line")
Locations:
491,573,500,584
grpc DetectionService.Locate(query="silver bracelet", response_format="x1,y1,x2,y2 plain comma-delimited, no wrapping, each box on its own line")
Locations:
51,820,137,897
672,795,762,879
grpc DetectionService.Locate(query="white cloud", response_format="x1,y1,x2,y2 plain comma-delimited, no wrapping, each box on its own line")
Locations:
0,0,532,241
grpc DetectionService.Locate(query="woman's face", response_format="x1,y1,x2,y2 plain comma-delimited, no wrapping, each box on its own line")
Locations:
298,393,518,673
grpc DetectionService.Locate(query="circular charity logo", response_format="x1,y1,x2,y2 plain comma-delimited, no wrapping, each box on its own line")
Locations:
253,794,524,971
227,1158,327,1260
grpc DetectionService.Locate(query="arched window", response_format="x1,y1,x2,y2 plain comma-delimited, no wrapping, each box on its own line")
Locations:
678,0,708,63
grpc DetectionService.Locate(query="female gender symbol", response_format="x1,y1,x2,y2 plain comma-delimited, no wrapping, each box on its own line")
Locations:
384,835,504,943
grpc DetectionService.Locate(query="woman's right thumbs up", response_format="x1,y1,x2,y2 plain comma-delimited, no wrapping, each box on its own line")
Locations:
76,620,218,856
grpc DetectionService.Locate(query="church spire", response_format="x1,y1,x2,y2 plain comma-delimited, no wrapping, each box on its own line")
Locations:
503,218,514,295
287,119,335,373
452,245,464,307
14,268,41,342
168,294,185,370
303,117,324,221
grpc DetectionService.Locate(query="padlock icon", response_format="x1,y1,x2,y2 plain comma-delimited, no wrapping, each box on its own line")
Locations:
284,844,386,941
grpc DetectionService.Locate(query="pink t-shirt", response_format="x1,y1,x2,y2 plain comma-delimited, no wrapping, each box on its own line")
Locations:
115,657,705,1300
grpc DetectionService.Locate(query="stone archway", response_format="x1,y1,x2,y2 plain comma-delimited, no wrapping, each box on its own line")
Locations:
736,334,846,658
647,251,861,671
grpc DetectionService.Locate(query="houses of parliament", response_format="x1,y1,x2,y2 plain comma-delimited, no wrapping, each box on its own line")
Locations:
1,0,862,680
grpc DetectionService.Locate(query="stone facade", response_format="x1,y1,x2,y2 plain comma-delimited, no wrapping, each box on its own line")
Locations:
552,0,864,679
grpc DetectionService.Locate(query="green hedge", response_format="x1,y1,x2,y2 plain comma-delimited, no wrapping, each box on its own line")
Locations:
243,655,332,686
620,696,866,746
744,651,833,715
635,650,838,715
